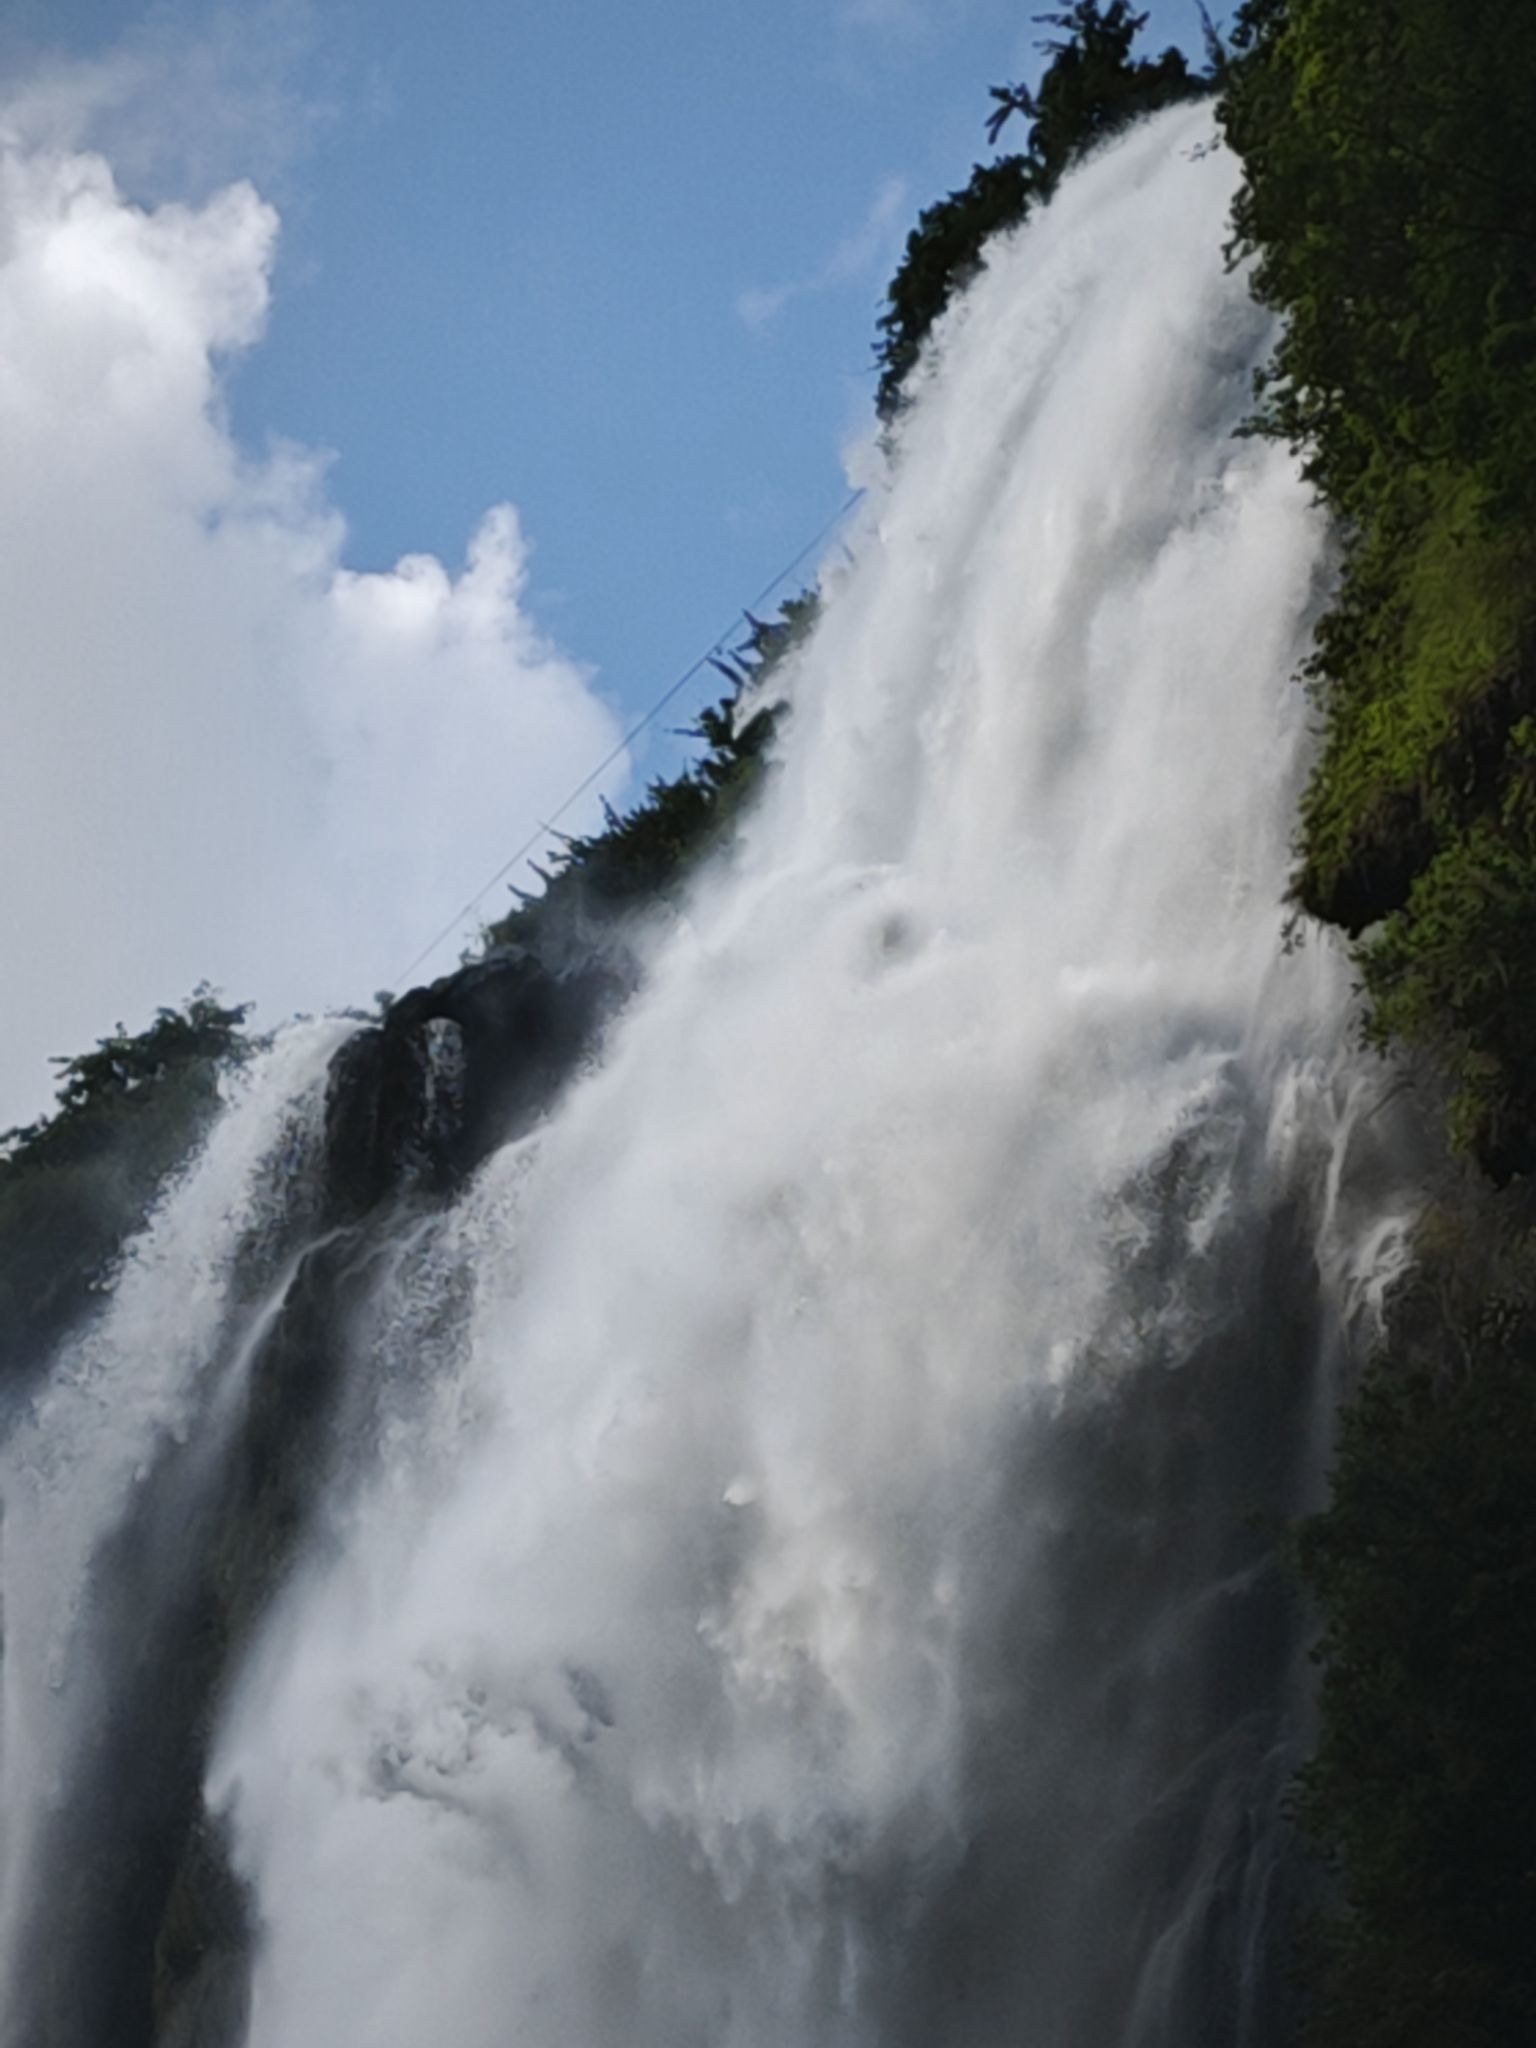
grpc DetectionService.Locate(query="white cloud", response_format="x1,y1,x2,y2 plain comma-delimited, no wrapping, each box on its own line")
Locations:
736,175,909,331
0,136,624,1128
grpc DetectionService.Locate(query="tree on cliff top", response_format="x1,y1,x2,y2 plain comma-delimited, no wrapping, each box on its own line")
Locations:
0,990,251,1371
875,3,1210,416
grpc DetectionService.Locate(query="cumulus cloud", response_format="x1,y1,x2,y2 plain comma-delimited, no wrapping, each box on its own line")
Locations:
0,137,623,1127
736,176,909,331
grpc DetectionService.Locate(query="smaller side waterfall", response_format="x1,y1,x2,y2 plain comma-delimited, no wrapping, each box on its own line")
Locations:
0,1023,344,2048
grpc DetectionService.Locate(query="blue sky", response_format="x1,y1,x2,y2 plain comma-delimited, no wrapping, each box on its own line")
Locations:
0,0,1219,1119
12,0,1214,727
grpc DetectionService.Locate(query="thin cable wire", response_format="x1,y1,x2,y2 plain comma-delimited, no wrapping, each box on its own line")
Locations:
392,486,865,989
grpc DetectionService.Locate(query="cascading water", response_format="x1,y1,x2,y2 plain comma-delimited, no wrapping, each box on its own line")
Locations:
0,1021,348,2045
1,107,1417,2048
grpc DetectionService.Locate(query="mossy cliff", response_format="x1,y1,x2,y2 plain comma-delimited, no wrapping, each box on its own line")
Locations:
1217,1,1536,2037
1220,0,1536,1181
1286,1185,1536,2047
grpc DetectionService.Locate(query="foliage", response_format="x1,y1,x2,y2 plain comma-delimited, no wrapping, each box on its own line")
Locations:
3,990,249,1152
483,593,817,946
875,3,1210,416
1290,1200,1536,2046
1220,0,1536,1173
1223,0,1536,529
1219,9,1536,2032
0,989,250,1371
875,156,1038,416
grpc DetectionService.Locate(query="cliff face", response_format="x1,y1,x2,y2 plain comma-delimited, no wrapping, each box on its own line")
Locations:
1221,0,1536,1179
324,945,626,1217
1218,3,1536,2036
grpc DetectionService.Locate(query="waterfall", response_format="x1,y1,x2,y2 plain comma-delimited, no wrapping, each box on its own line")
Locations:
0,1021,347,2044
2,107,1417,2047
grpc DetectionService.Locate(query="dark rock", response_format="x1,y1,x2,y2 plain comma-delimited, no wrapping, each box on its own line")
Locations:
324,947,625,1219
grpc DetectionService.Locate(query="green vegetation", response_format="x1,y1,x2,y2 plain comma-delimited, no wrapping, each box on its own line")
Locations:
1219,3,1536,2035
1289,1197,1536,2046
483,594,816,945
1220,0,1536,1178
875,2,1212,416
0,990,250,1369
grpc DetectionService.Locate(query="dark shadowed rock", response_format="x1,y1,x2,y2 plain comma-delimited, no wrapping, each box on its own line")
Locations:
324,947,625,1219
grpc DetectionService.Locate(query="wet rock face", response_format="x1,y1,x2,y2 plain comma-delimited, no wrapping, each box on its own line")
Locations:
324,947,625,1219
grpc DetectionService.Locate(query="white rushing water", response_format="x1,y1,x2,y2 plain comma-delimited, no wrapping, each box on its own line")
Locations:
0,1020,346,2015
200,111,1408,2048
0,106,1422,2048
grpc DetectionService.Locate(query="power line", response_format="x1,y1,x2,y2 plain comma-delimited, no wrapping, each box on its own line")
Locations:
392,487,865,990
